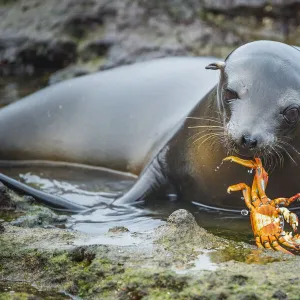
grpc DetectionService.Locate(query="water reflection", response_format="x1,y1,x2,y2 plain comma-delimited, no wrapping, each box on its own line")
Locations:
1,163,253,243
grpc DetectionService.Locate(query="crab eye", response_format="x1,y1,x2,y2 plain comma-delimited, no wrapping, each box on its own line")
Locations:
223,88,238,103
283,107,299,125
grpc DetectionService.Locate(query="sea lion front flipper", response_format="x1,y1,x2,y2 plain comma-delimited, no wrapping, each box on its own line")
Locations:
114,157,169,205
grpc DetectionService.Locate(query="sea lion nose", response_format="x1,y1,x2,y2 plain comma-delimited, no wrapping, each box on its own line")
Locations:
241,135,258,149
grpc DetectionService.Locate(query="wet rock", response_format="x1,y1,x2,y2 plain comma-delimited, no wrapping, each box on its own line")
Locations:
0,220,4,233
108,226,130,234
0,181,16,210
155,209,224,250
272,290,288,299
69,247,96,264
10,206,68,228
238,293,260,300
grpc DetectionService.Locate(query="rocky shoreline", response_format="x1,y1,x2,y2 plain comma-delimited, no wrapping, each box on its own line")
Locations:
1,188,299,299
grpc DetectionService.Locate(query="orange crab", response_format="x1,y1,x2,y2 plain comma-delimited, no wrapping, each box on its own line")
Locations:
223,156,300,255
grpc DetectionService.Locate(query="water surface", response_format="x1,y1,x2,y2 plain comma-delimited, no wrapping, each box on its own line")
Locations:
1,163,253,243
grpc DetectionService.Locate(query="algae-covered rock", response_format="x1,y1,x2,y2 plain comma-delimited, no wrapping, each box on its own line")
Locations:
0,202,299,299
155,209,227,250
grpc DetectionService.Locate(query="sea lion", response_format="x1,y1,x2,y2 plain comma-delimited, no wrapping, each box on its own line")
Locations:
1,40,300,212
0,56,218,211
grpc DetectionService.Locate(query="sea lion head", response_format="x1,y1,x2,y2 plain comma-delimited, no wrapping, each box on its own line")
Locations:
206,41,300,165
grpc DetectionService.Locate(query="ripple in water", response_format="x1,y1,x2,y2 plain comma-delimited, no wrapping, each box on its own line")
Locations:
0,163,253,242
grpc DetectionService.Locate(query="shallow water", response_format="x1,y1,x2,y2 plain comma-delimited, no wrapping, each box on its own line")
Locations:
1,164,253,244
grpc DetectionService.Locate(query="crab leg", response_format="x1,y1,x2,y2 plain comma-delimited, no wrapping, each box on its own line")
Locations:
255,236,264,248
260,235,272,250
252,160,269,202
227,183,253,210
223,156,257,169
268,234,293,255
250,180,263,206
273,193,300,206
277,232,300,250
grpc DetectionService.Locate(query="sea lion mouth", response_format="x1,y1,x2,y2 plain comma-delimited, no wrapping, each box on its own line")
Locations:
233,148,254,159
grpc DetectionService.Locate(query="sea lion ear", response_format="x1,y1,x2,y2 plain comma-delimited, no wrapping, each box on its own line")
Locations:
205,61,225,70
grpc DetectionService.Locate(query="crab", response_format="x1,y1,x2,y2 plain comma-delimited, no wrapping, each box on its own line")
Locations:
223,156,300,255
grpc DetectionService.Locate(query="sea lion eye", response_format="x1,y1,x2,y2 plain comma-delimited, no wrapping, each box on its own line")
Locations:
223,88,238,103
283,107,300,125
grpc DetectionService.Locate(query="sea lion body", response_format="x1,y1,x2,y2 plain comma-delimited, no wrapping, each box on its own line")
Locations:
0,57,218,174
1,41,300,211
0,57,221,210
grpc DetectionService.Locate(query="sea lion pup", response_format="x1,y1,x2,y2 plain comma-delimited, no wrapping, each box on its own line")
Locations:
1,41,300,212
0,57,218,211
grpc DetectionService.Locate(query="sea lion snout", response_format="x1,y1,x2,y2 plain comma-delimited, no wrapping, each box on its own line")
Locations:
241,134,258,150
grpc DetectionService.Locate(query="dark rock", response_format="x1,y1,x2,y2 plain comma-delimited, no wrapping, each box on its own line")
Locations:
230,274,249,286
0,38,77,76
0,182,16,210
0,221,4,233
272,290,288,299
63,14,104,39
238,293,260,300
80,38,114,62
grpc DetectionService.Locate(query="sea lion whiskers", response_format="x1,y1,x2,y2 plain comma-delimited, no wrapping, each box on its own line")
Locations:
187,126,223,143
270,145,284,171
277,138,300,156
197,133,223,148
188,125,224,129
275,142,298,166
191,131,223,145
186,116,222,124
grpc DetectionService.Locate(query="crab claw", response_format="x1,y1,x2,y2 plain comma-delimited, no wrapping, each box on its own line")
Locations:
290,213,299,232
223,156,257,169
279,208,299,232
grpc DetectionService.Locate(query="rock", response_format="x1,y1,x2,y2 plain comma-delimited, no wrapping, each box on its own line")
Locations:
3,0,300,81
0,182,16,210
0,37,77,76
272,290,288,299
155,209,226,250
108,226,129,234
10,206,68,228
0,220,4,233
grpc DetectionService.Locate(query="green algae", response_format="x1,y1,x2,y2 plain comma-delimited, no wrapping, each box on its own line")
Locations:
0,222,298,300
0,211,23,222
0,282,71,300
0,193,298,299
